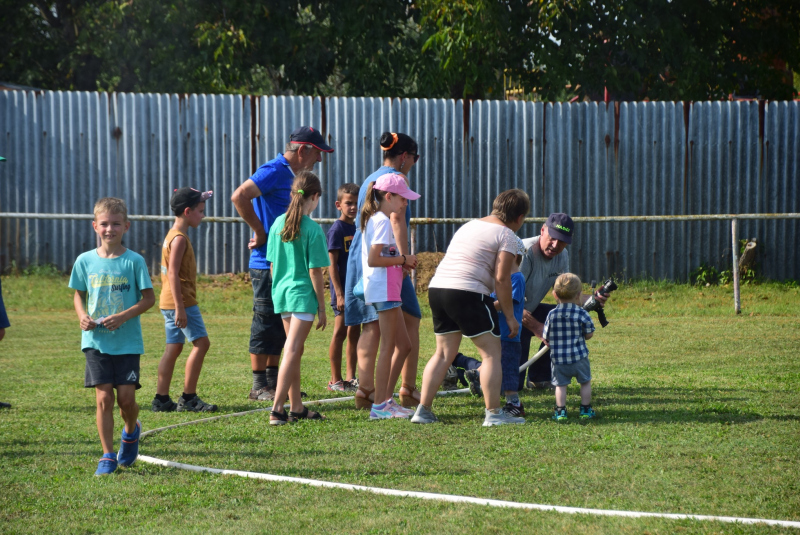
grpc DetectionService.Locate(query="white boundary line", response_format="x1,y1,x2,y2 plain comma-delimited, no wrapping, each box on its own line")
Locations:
137,393,800,530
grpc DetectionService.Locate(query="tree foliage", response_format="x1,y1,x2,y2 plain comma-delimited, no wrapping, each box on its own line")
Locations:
1,0,797,100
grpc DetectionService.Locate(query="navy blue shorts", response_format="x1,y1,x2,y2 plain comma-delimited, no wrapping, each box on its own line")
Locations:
83,348,141,389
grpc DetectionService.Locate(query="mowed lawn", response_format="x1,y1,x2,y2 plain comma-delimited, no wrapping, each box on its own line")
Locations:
0,274,798,534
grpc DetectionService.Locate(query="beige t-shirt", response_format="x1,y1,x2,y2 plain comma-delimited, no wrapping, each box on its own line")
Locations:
429,220,518,296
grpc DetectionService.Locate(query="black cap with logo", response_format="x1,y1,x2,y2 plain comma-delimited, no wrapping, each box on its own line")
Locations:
546,213,574,244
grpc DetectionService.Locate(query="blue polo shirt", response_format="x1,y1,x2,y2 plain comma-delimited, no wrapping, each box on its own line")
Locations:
248,154,294,270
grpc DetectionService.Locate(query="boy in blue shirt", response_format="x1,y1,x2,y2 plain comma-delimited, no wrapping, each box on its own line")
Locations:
458,236,528,416
326,183,361,392
69,198,155,475
543,272,596,421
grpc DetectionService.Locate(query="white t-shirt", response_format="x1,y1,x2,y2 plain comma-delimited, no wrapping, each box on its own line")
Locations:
362,212,403,304
429,220,518,296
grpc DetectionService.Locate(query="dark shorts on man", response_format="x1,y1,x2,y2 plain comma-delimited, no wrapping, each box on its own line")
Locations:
249,268,287,355
429,288,500,338
84,348,141,389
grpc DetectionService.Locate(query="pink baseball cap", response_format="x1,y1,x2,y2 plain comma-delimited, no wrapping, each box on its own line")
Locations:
374,173,420,200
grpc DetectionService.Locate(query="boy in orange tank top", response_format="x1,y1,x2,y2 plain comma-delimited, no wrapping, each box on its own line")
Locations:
151,187,218,413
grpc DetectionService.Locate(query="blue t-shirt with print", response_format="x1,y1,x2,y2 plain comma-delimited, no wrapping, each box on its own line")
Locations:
490,271,525,342
326,219,356,305
68,249,153,355
248,153,294,270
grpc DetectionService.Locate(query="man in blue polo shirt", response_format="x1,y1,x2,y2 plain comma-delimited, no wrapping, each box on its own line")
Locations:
231,127,333,401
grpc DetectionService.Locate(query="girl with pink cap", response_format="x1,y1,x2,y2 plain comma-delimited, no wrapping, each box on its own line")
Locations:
358,173,420,419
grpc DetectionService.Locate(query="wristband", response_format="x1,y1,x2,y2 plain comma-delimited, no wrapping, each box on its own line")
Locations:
401,255,406,265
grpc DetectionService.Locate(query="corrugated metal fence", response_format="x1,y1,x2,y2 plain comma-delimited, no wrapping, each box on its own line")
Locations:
1,91,798,281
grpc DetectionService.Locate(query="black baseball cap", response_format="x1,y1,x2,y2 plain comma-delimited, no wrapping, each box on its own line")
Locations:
546,213,574,244
289,126,334,153
171,187,213,214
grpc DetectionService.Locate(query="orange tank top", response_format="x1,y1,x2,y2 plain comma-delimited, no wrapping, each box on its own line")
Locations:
159,229,198,309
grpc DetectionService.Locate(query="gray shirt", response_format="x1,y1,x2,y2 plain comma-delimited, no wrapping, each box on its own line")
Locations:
519,236,570,312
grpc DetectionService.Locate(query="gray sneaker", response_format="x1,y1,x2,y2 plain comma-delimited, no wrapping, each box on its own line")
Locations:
410,404,438,424
482,408,525,427
248,387,275,401
441,365,460,391
151,396,177,412
464,369,483,397
343,378,359,393
177,395,218,413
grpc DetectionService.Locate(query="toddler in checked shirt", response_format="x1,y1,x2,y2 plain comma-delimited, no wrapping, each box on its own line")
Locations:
543,272,596,421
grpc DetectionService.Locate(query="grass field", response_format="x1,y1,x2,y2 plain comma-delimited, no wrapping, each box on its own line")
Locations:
0,273,799,534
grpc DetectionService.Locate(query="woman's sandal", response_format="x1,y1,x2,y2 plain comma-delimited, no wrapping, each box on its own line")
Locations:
269,409,295,426
399,383,422,408
354,386,375,410
289,406,325,421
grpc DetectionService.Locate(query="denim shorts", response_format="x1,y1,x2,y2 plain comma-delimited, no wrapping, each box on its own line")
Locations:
346,274,420,326
83,348,141,389
161,305,208,344
249,268,287,355
373,300,402,312
551,358,592,387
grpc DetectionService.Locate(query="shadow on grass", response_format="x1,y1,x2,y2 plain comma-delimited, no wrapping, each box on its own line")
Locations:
519,385,776,424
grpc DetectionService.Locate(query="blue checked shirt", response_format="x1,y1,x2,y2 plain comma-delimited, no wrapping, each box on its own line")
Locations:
543,303,595,365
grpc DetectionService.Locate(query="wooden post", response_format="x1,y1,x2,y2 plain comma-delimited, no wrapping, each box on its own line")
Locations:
732,219,741,314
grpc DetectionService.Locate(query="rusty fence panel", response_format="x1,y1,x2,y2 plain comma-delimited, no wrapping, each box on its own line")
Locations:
1,92,798,282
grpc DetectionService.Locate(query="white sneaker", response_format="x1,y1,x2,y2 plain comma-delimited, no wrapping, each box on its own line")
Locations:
482,408,525,427
410,404,438,424
386,398,414,418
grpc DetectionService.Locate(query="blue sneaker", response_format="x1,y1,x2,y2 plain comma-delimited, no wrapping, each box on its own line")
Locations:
552,407,568,422
117,420,141,467
580,405,596,419
95,452,118,476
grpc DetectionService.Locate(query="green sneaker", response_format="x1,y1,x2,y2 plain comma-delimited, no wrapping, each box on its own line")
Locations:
552,407,568,422
580,405,596,419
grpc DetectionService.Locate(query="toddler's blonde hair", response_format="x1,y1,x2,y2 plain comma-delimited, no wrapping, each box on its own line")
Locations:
554,272,582,301
93,197,128,221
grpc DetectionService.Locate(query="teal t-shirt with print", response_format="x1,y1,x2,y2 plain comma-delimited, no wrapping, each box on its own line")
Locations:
68,249,153,355
267,214,330,314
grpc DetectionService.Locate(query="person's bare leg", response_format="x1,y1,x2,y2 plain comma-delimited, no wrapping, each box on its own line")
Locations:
272,317,313,414
183,336,210,394
355,321,380,403
555,385,568,407
580,380,591,406
156,344,183,396
328,315,347,383
116,384,140,434
345,325,361,381
95,385,116,454
469,332,503,411
386,310,412,398
418,332,463,407
397,312,420,400
374,308,405,404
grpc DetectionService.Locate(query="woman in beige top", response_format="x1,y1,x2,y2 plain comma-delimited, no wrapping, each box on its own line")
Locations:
411,189,530,427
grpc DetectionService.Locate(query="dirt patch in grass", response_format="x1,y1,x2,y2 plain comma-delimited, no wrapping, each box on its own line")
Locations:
194,252,445,294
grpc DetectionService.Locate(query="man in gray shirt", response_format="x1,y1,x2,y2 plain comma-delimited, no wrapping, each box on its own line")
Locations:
519,213,608,388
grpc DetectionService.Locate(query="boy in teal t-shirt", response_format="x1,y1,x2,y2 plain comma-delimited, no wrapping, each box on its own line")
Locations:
69,198,155,475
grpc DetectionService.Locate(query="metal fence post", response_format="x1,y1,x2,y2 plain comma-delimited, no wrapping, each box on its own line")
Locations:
732,218,741,314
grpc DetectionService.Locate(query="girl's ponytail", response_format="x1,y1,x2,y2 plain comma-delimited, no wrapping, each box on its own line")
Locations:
359,182,387,232
281,171,322,242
